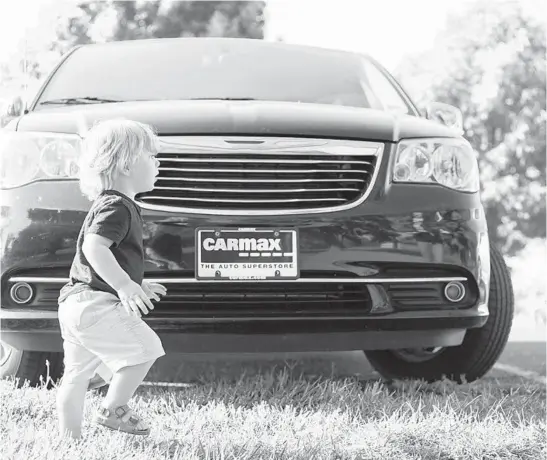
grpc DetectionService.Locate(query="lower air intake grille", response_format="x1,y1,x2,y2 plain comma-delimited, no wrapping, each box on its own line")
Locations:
153,281,372,318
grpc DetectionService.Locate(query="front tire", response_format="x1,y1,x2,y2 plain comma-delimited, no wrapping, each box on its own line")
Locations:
364,243,514,383
0,341,63,388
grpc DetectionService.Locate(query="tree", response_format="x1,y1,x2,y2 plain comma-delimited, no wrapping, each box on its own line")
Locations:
395,0,546,255
52,1,264,54
2,1,264,98
112,1,264,40
51,2,110,54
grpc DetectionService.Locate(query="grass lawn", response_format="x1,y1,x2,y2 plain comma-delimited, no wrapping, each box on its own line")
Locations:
1,368,545,460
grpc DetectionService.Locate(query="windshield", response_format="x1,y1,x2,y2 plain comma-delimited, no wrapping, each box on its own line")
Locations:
34,39,414,114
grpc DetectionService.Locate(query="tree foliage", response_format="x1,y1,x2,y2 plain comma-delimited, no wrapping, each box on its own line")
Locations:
395,0,546,255
52,1,264,55
1,1,264,122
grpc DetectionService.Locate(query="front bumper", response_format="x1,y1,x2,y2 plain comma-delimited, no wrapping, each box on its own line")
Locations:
2,273,489,352
1,170,491,352
1,305,487,352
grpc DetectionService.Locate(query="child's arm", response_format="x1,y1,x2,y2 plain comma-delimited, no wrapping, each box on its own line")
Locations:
83,234,154,316
83,234,131,290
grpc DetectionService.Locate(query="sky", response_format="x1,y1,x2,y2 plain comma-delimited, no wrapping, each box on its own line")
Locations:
0,0,480,71
264,0,476,70
0,0,540,103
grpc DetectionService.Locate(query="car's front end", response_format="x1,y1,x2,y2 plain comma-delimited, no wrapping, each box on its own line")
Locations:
1,38,512,385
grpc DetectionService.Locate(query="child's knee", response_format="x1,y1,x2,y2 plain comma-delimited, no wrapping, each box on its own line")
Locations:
61,370,95,387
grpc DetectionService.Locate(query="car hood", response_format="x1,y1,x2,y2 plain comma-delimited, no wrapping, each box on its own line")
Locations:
17,100,459,142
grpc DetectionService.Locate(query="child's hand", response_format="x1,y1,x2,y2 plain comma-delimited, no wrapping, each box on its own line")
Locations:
141,280,167,301
117,280,155,317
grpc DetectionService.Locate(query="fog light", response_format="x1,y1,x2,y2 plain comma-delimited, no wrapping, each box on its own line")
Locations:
10,282,34,304
444,281,465,303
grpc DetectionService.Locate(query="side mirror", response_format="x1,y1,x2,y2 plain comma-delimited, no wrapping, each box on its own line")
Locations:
5,95,24,118
426,102,463,134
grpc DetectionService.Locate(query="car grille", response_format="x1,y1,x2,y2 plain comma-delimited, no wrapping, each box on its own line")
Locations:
136,137,383,213
153,281,373,318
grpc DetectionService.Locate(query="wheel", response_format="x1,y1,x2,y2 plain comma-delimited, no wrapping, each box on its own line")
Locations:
364,243,514,383
0,341,64,388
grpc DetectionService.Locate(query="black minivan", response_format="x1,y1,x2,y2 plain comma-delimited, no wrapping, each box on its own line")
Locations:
0,38,513,387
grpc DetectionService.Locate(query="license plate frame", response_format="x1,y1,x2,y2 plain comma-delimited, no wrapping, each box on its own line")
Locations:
196,228,299,281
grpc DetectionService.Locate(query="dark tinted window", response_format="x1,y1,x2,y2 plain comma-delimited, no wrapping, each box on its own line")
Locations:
35,39,412,113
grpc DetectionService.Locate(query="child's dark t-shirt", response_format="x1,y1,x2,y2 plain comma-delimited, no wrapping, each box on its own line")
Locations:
58,190,144,303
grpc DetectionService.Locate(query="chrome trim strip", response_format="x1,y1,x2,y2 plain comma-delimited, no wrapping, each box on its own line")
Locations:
8,276,468,284
154,186,361,193
158,157,374,165
141,196,347,204
157,149,380,156
157,177,368,183
158,137,382,156
158,167,371,174
136,136,385,216
8,277,71,283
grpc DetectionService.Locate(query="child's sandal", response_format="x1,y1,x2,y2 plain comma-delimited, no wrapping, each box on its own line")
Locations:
93,405,150,436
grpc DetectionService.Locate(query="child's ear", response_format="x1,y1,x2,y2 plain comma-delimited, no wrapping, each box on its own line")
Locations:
120,167,131,176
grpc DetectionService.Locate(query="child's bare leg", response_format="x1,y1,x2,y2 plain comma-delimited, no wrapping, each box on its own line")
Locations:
101,359,155,409
57,379,89,439
56,340,101,439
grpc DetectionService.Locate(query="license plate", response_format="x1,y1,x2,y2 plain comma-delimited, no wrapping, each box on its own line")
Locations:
196,228,299,280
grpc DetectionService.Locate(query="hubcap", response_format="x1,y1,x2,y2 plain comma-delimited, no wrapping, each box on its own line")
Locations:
392,347,445,363
0,341,13,367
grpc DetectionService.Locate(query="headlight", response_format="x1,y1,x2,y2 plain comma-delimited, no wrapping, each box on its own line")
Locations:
0,131,81,189
393,138,479,192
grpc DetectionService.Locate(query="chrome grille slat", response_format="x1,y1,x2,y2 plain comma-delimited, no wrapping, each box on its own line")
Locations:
156,149,380,156
156,177,367,183
159,167,371,174
140,196,347,204
136,136,383,214
157,157,373,166
154,186,361,193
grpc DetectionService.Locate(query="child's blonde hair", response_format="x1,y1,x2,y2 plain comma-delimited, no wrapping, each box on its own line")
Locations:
78,118,160,200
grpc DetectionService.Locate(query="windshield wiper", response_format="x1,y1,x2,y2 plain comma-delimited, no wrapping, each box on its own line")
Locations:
38,97,125,106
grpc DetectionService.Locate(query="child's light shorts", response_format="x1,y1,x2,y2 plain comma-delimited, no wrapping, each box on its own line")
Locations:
58,289,165,384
